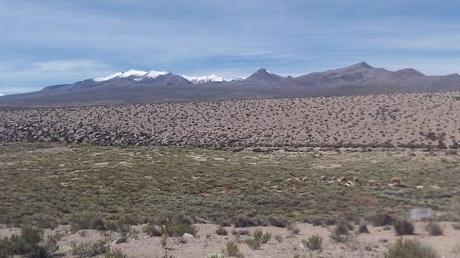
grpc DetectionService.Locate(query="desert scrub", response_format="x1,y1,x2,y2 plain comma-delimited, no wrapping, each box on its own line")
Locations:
144,216,197,237
70,212,106,232
216,226,228,236
358,223,370,233
393,218,415,236
245,229,271,250
0,224,58,258
384,239,438,258
143,223,162,237
303,235,322,251
368,213,393,227
275,234,283,243
425,221,443,236
329,220,352,243
223,241,244,257
70,240,109,257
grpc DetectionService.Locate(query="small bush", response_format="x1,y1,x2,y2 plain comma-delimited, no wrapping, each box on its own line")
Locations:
394,219,414,236
144,217,197,237
369,213,393,227
223,241,243,257
143,223,162,237
0,224,57,258
165,222,196,237
244,229,271,250
267,217,289,228
426,222,443,236
304,235,322,251
70,240,109,257
330,221,351,243
358,223,370,233
274,234,283,243
253,229,271,244
232,216,258,228
244,238,261,250
216,227,228,236
70,212,106,232
384,239,438,258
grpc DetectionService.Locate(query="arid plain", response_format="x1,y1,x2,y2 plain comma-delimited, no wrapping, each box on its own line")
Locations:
1,92,460,258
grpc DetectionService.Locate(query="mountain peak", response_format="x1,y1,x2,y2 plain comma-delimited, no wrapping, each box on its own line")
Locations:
349,62,374,70
255,68,273,74
94,70,169,82
184,74,224,84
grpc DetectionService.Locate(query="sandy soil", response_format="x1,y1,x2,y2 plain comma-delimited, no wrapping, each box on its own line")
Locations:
2,222,459,258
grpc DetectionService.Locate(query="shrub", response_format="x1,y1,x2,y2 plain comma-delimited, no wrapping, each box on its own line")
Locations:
384,239,438,258
165,222,196,237
358,223,370,233
304,235,322,251
232,216,258,228
143,223,162,237
70,240,109,257
267,217,289,228
425,222,443,236
330,221,351,243
244,229,271,250
216,227,228,236
394,219,414,236
223,241,244,257
70,212,106,232
274,234,283,243
144,217,197,237
0,225,58,258
369,213,393,227
244,238,261,250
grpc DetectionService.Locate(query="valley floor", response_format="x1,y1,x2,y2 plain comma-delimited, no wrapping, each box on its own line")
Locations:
0,143,459,257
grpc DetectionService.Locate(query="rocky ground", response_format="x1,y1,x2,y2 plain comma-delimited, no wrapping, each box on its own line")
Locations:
1,92,459,149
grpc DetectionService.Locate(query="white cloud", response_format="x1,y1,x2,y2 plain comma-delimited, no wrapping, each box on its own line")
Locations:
32,60,110,73
0,59,115,93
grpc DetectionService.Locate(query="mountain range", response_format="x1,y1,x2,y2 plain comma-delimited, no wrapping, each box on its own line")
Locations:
1,62,460,107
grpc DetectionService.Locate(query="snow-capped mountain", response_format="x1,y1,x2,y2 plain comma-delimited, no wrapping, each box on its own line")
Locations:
94,70,169,82
183,75,224,84
2,62,460,107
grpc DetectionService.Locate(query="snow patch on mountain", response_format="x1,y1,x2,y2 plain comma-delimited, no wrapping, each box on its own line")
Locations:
145,71,169,79
184,75,224,84
94,70,168,82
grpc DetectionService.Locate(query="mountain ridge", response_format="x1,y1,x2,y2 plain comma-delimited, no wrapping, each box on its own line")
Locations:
1,62,460,107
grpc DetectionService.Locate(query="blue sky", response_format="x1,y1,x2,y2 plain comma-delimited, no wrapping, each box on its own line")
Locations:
1,0,460,94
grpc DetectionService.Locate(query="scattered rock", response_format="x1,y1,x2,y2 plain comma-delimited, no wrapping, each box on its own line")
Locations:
410,208,435,221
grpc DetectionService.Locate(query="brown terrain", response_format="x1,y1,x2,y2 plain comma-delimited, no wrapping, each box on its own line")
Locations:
1,91,460,258
1,91,459,149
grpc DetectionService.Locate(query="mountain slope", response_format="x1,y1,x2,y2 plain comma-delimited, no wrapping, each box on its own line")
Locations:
1,62,460,107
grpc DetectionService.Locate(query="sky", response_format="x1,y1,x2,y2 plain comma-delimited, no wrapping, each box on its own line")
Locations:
1,0,460,95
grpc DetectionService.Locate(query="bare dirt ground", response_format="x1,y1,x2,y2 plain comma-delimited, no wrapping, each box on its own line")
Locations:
1,222,460,258
1,92,459,148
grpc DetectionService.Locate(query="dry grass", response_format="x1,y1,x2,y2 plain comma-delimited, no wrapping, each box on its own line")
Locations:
0,143,459,226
